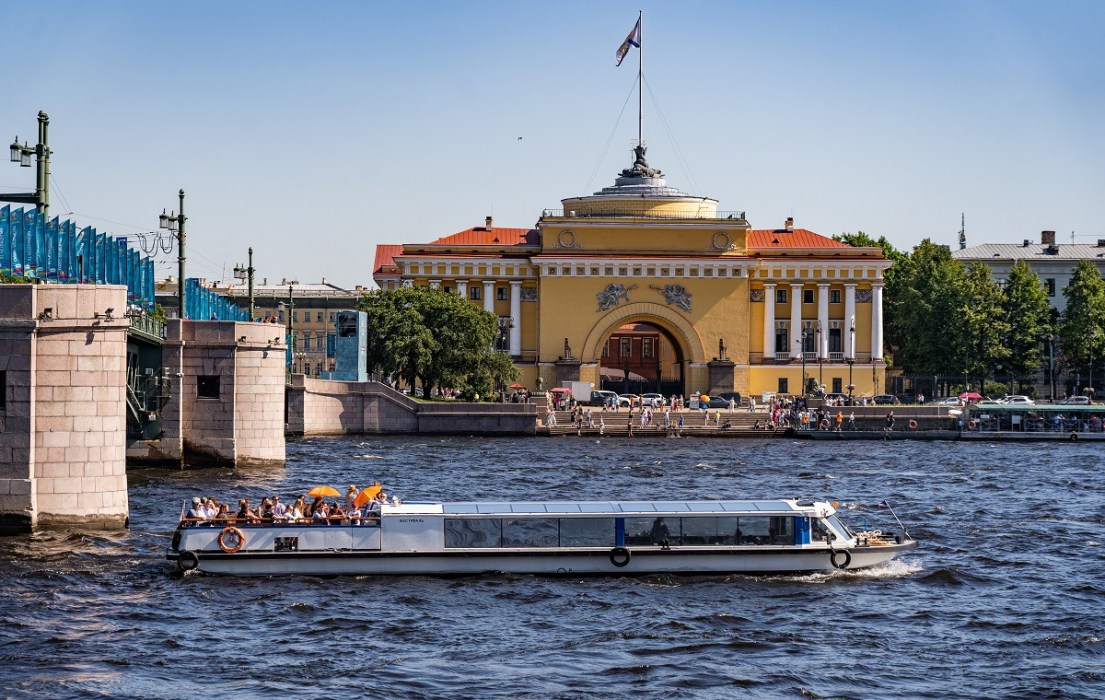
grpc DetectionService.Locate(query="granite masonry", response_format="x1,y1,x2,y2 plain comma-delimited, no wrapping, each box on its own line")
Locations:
0,284,130,533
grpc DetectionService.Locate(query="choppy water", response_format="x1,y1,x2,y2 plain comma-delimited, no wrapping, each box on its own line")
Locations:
1,437,1104,699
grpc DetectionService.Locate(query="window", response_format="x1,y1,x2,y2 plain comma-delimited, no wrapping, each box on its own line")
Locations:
329,312,336,323
502,518,559,547
337,313,357,337
778,378,789,394
803,289,814,304
803,328,817,353
830,289,842,304
444,519,502,548
625,517,681,546
1046,278,1056,297
197,376,220,399
602,342,609,358
0,370,5,410
278,311,285,323
829,328,842,353
316,312,323,322
559,518,615,547
832,378,843,393
775,289,787,304
774,328,789,354
620,338,632,357
496,287,508,301
443,286,453,294
737,516,793,546
642,338,654,358
470,286,482,301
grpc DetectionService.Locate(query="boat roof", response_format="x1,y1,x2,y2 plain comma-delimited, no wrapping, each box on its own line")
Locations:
395,499,817,516
975,404,1105,413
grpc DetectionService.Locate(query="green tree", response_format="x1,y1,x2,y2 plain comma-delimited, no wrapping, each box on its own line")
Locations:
1059,260,1105,386
957,263,1011,394
885,239,967,376
360,286,435,390
1001,260,1051,385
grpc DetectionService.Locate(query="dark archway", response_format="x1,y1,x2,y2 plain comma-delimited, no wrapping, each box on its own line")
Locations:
598,322,684,396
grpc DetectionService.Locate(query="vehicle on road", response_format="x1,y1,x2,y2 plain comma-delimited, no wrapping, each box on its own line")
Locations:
615,394,640,408
589,390,618,407
872,394,899,405
639,393,667,408
931,397,962,406
997,395,1035,405
1056,395,1091,405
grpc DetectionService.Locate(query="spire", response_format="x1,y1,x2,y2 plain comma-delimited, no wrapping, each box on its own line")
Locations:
958,213,966,250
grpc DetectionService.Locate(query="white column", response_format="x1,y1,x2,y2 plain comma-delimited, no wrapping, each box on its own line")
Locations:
871,283,884,361
817,283,830,359
456,280,468,298
483,281,495,313
763,284,776,360
509,281,522,356
790,283,803,359
844,284,856,359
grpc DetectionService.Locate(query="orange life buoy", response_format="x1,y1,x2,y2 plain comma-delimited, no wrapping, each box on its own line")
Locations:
908,419,918,430
967,419,977,430
819,419,830,430
217,526,245,553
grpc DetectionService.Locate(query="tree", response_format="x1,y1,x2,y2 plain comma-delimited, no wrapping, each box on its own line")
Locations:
885,239,967,376
1001,260,1051,385
358,286,518,399
957,263,1011,394
1059,260,1105,388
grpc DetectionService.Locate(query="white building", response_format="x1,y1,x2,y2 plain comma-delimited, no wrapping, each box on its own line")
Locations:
952,230,1105,313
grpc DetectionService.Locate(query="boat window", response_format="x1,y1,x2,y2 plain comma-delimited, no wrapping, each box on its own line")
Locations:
737,516,793,545
559,518,615,546
826,514,854,540
681,516,740,545
444,518,502,548
625,517,681,546
502,518,559,547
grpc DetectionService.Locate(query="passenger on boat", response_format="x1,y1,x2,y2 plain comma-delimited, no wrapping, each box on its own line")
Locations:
272,496,286,519
260,498,274,521
345,485,358,511
237,499,258,523
188,497,206,521
650,518,671,544
312,503,330,524
290,498,306,522
309,495,325,516
213,503,231,523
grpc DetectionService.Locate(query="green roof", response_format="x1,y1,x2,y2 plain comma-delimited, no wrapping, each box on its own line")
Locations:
972,404,1105,413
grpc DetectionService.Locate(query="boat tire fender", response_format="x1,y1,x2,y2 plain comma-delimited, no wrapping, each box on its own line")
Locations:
895,534,903,544
1070,432,1078,441
908,419,918,430
830,550,852,570
178,550,200,572
609,547,631,568
218,526,246,553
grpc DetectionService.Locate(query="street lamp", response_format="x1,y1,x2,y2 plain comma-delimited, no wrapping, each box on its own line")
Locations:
800,326,809,396
847,317,856,401
2,111,51,218
158,190,187,318
1047,333,1055,401
277,285,294,373
233,247,255,320
816,325,823,391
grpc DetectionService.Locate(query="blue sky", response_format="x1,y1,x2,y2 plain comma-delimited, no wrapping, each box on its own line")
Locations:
2,1,1103,287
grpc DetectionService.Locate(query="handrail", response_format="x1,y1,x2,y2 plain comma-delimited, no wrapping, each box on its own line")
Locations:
178,515,382,526
541,208,746,221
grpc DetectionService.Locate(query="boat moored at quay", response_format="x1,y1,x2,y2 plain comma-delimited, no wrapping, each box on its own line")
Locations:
168,498,917,576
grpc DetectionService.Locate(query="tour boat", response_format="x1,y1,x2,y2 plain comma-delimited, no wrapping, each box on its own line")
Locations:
168,497,916,576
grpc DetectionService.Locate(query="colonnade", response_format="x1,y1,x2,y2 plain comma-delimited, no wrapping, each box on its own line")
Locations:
760,283,883,362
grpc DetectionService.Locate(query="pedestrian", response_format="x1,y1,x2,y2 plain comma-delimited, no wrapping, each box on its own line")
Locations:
885,410,895,431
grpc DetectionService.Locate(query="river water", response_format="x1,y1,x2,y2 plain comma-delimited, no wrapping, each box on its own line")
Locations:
1,436,1103,699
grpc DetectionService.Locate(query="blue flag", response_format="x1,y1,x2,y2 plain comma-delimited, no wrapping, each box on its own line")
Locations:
96,233,107,283
12,208,24,276
46,216,58,280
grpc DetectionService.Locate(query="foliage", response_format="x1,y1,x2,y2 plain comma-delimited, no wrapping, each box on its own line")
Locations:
1059,260,1105,376
150,304,168,322
957,263,1011,389
0,272,34,283
1001,260,1052,379
358,286,518,398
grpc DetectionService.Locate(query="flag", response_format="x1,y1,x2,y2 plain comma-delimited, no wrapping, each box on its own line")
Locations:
615,17,641,67
0,205,9,275
46,216,58,280
877,500,890,508
12,208,24,275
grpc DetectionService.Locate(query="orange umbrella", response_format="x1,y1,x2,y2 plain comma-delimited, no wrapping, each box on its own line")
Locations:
354,482,383,507
307,485,341,498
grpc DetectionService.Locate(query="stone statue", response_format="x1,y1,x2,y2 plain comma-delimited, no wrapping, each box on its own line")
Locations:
719,338,727,360
619,144,663,179
563,338,573,359
596,283,637,311
650,283,692,312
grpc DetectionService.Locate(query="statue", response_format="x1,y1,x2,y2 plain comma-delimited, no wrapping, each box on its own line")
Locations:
562,337,573,359
650,283,692,312
596,283,637,311
619,144,663,179
719,338,727,360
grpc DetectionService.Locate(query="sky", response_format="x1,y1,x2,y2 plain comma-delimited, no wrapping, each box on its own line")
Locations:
1,1,1103,288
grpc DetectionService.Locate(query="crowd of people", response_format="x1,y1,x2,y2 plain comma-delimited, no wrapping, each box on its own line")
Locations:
183,484,393,526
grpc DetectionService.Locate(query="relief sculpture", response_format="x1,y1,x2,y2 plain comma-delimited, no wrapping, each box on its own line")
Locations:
596,283,637,311
650,283,692,312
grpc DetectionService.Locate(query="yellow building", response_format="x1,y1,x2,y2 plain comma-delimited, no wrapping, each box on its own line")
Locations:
374,146,888,398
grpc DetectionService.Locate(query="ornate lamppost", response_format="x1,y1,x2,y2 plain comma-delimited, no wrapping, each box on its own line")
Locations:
158,190,187,318
3,111,51,218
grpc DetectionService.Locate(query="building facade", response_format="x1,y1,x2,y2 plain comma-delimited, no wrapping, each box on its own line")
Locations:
374,148,889,398
952,230,1105,313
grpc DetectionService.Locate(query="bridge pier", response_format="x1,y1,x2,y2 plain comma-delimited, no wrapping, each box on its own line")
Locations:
0,284,130,533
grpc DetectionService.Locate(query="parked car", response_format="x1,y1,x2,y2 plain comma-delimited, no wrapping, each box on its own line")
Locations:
639,393,667,408
615,394,639,408
1056,395,1091,405
872,394,899,405
590,390,618,407
715,391,743,406
822,392,851,405
998,395,1035,405
896,393,917,405
931,397,962,406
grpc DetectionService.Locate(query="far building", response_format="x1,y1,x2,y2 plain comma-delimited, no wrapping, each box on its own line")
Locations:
373,145,890,399
953,230,1105,312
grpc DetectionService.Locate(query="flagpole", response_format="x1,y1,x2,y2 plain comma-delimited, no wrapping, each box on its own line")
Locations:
638,9,643,147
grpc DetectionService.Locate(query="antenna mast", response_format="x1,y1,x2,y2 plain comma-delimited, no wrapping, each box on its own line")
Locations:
958,213,966,250
638,10,643,147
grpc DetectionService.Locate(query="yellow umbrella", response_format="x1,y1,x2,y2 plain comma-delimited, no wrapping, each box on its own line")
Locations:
354,482,383,507
307,485,341,498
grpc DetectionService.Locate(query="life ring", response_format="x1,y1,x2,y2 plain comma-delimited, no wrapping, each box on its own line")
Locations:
178,550,200,571
967,420,977,430
217,526,246,553
1070,432,1078,441
908,419,918,430
609,547,631,568
830,550,852,570
819,419,830,430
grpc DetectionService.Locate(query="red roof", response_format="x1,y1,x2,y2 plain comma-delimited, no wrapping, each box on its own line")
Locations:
373,244,403,274
427,227,539,247
746,228,849,249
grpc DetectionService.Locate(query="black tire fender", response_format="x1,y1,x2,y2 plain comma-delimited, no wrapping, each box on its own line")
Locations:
178,550,200,572
830,550,852,570
609,546,631,568
1070,432,1078,441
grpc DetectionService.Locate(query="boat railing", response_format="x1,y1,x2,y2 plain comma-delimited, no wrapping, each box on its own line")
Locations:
177,515,382,527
